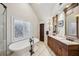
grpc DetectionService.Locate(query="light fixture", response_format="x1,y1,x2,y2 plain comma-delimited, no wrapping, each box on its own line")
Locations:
65,4,71,8
75,14,79,17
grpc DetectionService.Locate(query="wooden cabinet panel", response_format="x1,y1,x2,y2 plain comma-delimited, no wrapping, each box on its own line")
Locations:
48,36,53,51
68,50,79,56
62,48,68,56
48,36,79,56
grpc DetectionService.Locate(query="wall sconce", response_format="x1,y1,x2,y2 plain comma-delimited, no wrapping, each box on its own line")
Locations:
65,4,71,8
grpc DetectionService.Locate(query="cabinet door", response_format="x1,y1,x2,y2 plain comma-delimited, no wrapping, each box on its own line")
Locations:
58,47,62,56
48,37,53,50
61,47,68,56
52,38,55,51
56,42,62,56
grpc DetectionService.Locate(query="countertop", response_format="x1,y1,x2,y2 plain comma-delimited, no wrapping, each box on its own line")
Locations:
48,34,79,45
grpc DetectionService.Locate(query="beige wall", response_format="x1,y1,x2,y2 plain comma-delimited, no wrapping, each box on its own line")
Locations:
5,3,39,46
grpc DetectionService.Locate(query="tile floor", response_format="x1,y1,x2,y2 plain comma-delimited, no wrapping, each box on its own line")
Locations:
11,42,55,56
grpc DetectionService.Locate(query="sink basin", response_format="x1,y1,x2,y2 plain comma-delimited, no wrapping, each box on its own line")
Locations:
66,38,74,42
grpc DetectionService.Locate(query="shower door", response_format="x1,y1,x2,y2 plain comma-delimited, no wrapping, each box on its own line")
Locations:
0,4,7,56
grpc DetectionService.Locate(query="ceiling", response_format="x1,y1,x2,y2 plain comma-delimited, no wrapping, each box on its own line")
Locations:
30,3,56,22
30,3,67,23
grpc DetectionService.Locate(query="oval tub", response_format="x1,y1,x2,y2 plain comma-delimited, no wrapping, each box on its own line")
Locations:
9,38,39,51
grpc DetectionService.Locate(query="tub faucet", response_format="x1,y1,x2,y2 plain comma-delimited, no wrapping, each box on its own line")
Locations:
29,38,34,56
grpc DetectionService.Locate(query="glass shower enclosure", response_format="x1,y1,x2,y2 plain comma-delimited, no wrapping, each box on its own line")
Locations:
0,3,7,56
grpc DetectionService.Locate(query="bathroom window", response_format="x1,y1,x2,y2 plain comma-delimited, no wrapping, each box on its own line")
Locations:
15,20,25,38
12,17,32,42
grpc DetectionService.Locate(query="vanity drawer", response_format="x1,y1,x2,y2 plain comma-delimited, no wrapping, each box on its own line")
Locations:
68,45,79,50
68,50,79,56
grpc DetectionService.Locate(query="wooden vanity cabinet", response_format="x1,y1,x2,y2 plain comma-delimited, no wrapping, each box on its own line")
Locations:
48,36,79,56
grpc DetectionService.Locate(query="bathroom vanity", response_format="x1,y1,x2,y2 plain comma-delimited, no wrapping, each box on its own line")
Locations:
48,35,79,56
48,4,79,56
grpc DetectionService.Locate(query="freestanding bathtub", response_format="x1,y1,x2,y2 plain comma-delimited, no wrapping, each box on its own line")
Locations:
9,38,39,51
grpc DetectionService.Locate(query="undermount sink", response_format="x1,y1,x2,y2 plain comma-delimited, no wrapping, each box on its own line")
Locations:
66,38,74,42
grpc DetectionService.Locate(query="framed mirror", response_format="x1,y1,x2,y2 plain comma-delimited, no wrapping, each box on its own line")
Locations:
66,10,77,36
52,15,58,34
64,3,79,37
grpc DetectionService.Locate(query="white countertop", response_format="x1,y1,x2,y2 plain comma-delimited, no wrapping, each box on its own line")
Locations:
48,34,79,45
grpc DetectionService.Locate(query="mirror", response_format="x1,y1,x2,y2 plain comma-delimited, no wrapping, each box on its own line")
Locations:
52,15,58,34
65,4,79,37
66,9,77,36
